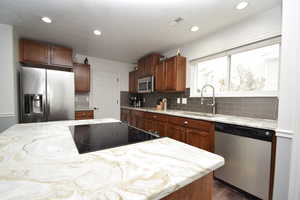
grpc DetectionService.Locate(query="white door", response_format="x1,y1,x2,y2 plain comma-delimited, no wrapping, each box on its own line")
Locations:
91,71,120,120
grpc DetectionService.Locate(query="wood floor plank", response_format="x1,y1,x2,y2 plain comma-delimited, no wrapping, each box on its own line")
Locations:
213,179,254,200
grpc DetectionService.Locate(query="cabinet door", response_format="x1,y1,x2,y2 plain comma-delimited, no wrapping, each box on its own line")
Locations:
121,109,129,123
137,58,146,78
20,39,49,65
165,57,177,90
136,117,144,130
129,71,136,92
74,63,90,92
50,45,73,67
130,111,137,127
186,128,212,152
144,119,155,132
164,56,186,92
155,62,166,91
167,124,186,142
75,111,94,120
144,56,157,76
156,121,167,137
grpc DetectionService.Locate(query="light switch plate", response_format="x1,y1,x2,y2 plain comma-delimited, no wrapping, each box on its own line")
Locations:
177,98,181,104
182,98,187,104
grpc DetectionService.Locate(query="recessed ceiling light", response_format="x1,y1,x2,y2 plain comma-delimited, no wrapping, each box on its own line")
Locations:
190,26,199,32
41,17,52,23
93,30,102,36
236,1,249,10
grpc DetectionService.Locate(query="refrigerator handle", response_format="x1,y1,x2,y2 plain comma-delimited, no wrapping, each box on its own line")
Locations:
46,82,50,121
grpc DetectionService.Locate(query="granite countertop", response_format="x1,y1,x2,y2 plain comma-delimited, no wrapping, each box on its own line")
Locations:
0,119,224,200
121,106,277,131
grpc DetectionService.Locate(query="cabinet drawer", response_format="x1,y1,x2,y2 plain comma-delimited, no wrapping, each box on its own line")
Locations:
144,112,168,122
168,116,213,131
134,110,144,118
75,111,94,120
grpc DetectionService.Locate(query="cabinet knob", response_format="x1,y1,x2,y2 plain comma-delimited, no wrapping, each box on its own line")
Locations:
184,121,188,125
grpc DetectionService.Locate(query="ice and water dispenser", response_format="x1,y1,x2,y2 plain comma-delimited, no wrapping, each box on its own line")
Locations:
22,94,45,122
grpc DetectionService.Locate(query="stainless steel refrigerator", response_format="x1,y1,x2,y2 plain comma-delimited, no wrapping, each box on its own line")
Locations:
20,67,75,123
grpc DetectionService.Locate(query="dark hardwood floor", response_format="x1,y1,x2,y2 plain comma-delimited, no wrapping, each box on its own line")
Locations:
213,179,255,200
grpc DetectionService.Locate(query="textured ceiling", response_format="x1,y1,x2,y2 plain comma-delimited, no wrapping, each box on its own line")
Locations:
0,0,281,63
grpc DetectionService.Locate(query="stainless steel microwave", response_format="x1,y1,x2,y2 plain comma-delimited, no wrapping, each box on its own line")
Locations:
138,76,154,93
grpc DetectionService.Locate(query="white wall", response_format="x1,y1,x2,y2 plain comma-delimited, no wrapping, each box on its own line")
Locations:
275,0,300,199
0,24,18,132
74,54,134,119
163,5,282,88
75,54,134,92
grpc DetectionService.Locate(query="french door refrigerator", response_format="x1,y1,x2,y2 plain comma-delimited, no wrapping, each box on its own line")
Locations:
20,67,74,123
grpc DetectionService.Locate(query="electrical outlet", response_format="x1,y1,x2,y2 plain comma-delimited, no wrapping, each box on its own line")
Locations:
177,98,181,104
182,98,187,104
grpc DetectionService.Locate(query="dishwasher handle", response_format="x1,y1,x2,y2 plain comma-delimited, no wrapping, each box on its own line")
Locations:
215,123,274,142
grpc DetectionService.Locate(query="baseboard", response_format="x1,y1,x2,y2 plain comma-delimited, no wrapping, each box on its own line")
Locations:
0,113,16,118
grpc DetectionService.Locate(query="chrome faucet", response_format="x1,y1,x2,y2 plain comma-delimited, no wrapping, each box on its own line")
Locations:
200,84,216,115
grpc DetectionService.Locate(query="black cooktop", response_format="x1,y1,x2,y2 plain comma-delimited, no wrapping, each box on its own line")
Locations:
69,122,159,154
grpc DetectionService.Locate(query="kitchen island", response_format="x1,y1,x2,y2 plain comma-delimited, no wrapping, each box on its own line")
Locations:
0,119,224,200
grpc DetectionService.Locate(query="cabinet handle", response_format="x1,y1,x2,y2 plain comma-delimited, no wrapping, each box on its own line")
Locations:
184,121,188,125
153,116,157,119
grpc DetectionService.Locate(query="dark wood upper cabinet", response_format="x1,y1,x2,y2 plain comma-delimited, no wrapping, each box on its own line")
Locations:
155,61,166,91
129,54,185,93
20,39,49,65
137,53,161,78
74,63,90,92
19,39,73,69
50,46,73,67
144,53,161,76
165,56,186,92
137,57,146,79
129,71,137,93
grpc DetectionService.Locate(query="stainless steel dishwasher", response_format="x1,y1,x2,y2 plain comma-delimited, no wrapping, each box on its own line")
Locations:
214,123,274,200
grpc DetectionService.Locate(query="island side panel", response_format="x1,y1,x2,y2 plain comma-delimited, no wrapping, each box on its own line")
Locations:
161,173,213,200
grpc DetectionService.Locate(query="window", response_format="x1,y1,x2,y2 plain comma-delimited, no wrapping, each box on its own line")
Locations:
196,56,228,94
191,40,280,97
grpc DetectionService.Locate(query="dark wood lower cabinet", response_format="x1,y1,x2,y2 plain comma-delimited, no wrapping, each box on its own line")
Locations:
75,110,94,120
120,109,215,152
186,128,211,152
130,110,144,129
121,109,130,123
162,173,213,200
156,121,167,137
144,118,155,132
166,123,186,143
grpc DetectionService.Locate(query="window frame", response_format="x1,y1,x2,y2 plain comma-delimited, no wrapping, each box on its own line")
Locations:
190,37,281,98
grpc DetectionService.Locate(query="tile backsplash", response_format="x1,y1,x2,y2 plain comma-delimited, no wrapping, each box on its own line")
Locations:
123,89,278,120
75,93,90,109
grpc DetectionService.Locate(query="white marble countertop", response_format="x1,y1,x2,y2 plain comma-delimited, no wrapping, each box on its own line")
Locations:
0,119,224,200
122,106,277,131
